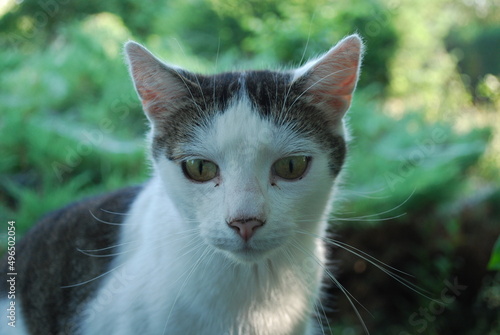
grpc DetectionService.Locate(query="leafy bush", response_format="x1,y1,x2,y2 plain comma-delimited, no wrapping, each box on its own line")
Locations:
0,1,499,334
0,0,166,40
0,14,149,235
341,88,492,222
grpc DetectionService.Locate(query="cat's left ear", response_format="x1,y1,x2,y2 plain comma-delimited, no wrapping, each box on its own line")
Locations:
295,34,364,120
124,41,197,123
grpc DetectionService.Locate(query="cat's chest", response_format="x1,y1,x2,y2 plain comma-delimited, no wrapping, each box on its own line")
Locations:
138,262,312,335
79,182,323,334
90,240,316,335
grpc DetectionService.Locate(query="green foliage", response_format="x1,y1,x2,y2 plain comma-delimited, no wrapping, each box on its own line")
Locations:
341,89,492,221
446,25,500,102
0,0,165,40
0,14,148,235
0,0,499,334
1,0,398,87
154,0,398,87
489,236,500,271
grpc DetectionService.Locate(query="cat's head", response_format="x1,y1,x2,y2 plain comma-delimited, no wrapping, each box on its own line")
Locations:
125,36,363,264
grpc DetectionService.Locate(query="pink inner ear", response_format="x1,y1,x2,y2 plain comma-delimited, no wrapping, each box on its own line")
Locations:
138,88,159,102
316,58,359,95
130,63,189,117
133,71,164,115
338,71,358,94
126,42,194,119
131,66,162,100
305,37,362,116
139,88,163,115
310,67,357,112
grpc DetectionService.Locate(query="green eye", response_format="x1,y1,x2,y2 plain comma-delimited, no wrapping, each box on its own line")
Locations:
182,159,218,182
273,156,310,180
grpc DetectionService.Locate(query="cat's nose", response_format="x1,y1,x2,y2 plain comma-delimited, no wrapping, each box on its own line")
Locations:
228,218,265,242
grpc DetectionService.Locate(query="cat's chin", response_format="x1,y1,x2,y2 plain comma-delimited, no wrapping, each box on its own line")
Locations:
225,247,274,264
205,230,289,264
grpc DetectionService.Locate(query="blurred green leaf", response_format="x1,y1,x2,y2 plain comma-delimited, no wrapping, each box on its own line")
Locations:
488,236,500,271
0,1,499,333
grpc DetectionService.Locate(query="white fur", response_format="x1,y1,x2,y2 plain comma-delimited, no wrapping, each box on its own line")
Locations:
79,95,338,335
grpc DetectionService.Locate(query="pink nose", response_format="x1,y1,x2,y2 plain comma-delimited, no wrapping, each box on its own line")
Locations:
228,218,265,242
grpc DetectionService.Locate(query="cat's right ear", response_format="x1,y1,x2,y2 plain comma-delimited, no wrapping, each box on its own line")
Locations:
293,34,364,125
124,41,194,122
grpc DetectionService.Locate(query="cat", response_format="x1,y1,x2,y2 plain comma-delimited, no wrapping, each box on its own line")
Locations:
0,34,363,335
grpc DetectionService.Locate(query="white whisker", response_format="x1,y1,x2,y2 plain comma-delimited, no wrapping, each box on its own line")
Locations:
77,228,199,254
76,229,199,258
61,262,126,289
295,230,436,300
65,228,201,288
334,188,416,221
280,245,330,334
331,213,407,222
290,239,371,335
162,245,212,334
98,208,131,216
286,67,359,115
88,209,131,226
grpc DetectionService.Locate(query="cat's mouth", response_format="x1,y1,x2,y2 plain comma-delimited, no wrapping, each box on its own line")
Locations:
212,236,287,264
204,225,290,263
227,246,272,263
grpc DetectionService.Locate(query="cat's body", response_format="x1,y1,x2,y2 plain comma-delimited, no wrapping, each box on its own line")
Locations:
1,35,363,335
0,187,141,334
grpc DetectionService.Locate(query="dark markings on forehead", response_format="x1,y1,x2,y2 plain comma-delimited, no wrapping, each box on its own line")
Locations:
152,69,346,176
244,70,346,176
152,71,242,160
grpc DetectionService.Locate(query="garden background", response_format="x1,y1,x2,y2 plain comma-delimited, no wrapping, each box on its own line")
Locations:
1,0,499,333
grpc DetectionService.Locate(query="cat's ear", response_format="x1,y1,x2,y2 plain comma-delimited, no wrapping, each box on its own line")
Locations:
124,41,195,122
295,34,364,120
